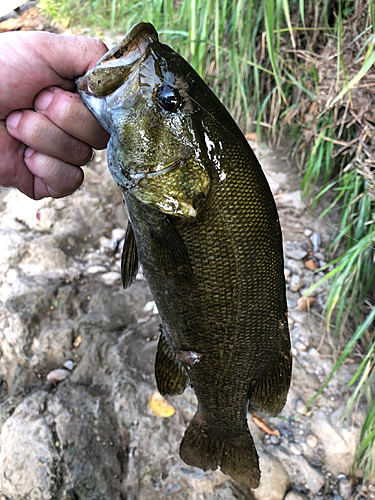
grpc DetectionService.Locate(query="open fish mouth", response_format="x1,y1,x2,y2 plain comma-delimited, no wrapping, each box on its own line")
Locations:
76,22,158,98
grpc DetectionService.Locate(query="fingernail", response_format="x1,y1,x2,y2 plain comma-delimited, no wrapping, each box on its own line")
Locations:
24,148,35,159
35,90,53,111
7,111,22,129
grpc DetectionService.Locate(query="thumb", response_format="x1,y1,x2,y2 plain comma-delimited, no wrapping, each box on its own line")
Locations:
29,32,108,80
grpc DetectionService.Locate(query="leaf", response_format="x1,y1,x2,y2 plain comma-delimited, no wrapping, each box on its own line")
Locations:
305,259,317,271
149,391,176,418
297,296,316,311
251,413,280,436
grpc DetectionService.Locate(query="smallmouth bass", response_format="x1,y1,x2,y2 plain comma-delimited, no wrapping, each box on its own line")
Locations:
77,22,292,488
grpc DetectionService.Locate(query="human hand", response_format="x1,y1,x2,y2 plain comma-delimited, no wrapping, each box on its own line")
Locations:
0,31,110,199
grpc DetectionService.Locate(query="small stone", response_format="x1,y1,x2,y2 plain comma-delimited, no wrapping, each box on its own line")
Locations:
285,259,304,276
270,434,280,445
99,236,112,249
87,265,107,274
306,435,318,448
287,298,297,309
285,491,308,500
304,229,313,237
294,341,307,352
63,360,75,371
285,248,308,261
111,228,126,242
295,399,307,414
310,233,321,252
338,478,352,500
287,291,301,301
290,275,303,292
101,271,121,286
289,443,303,455
284,268,291,281
143,301,158,314
314,252,325,260
46,368,71,382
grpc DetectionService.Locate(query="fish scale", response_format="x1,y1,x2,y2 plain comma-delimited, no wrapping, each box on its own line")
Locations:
77,21,292,488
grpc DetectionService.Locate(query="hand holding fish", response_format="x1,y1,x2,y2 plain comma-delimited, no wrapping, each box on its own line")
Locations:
0,31,109,199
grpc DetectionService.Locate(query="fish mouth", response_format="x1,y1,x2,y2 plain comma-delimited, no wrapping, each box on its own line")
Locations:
76,22,158,97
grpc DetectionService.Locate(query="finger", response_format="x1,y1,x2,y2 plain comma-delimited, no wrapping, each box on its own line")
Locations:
6,109,93,166
34,87,109,149
0,120,35,198
24,148,84,199
28,32,108,78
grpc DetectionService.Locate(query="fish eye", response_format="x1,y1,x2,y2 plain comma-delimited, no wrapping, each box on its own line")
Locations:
156,85,180,112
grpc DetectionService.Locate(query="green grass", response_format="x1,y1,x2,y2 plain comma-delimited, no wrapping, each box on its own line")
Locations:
39,0,375,483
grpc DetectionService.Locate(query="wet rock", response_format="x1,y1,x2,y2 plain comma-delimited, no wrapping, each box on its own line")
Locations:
252,451,290,500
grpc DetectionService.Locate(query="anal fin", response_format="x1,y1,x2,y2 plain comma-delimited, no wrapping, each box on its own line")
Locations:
121,221,139,289
251,327,292,416
155,327,189,396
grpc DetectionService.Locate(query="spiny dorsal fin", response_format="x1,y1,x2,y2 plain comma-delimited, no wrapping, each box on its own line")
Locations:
121,221,139,289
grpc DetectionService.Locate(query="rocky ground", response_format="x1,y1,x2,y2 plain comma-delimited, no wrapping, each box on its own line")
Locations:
0,143,372,500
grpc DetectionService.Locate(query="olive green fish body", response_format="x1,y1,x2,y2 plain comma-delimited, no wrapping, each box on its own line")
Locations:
77,23,291,488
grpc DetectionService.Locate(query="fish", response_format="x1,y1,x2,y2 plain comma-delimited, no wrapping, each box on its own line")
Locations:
76,22,292,488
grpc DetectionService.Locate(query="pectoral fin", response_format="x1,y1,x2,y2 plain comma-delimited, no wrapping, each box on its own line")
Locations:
121,221,139,289
149,216,195,290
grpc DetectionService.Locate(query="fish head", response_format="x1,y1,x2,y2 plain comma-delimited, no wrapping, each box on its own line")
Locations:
77,22,218,219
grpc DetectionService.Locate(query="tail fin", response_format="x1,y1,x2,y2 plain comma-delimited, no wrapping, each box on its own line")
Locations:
179,411,260,488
